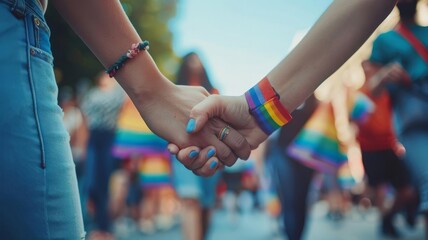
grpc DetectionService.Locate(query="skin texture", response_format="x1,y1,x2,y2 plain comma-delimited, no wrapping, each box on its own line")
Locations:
51,0,251,174
171,0,398,175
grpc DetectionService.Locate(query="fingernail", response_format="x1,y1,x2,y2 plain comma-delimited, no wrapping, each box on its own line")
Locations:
207,149,216,158
186,118,196,133
210,161,218,169
189,150,198,158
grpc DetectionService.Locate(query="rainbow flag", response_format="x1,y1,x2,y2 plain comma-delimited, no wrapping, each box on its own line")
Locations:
350,92,375,124
287,103,347,173
112,98,168,158
113,98,171,189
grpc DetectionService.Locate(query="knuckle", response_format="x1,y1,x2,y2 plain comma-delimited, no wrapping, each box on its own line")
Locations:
224,157,237,167
232,134,246,149
217,147,232,160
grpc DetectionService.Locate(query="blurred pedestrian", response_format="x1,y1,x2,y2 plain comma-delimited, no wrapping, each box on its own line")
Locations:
172,52,221,240
264,95,319,240
81,72,124,239
367,0,428,236
351,61,416,237
59,86,89,220
111,96,175,235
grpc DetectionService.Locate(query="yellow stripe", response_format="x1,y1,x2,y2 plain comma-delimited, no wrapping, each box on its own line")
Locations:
270,101,289,124
264,101,285,126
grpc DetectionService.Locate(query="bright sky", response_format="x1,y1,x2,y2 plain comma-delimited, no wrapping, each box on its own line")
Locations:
172,0,333,95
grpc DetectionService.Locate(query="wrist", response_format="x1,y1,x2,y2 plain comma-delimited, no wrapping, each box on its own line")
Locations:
244,78,292,136
113,51,174,105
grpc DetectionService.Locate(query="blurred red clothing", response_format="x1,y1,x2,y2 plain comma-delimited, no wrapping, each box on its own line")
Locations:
357,62,397,151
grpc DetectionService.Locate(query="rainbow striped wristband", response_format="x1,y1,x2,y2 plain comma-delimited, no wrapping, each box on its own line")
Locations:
245,77,292,135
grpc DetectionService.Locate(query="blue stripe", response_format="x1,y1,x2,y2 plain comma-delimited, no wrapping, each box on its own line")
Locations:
249,88,262,107
253,85,266,105
254,110,275,134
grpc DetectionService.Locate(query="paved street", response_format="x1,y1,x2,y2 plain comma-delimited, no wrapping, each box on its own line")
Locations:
114,201,425,240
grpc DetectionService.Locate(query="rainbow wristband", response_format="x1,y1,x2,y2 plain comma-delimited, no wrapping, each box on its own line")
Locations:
245,77,292,135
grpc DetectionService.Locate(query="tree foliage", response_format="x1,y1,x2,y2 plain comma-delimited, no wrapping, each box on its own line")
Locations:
46,0,178,87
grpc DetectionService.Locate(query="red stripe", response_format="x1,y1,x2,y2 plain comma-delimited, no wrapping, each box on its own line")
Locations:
274,98,292,121
395,23,428,63
258,77,277,100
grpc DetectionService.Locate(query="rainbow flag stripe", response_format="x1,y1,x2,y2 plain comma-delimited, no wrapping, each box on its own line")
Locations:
350,92,375,124
245,77,292,135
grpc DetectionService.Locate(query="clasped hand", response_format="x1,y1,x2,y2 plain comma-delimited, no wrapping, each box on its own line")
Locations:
133,81,267,176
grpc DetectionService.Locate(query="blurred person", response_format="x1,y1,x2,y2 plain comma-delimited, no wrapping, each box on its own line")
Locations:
171,0,400,175
222,158,257,223
81,72,124,239
366,0,428,236
264,95,319,240
172,52,222,240
59,86,88,171
350,61,416,237
59,86,89,221
1,0,254,237
0,0,407,237
322,172,347,222
111,96,176,235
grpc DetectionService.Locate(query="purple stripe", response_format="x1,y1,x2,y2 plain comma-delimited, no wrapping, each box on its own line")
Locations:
249,88,262,106
245,91,256,109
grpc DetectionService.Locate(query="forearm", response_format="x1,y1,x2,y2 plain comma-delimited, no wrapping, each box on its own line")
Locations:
266,0,396,111
52,0,172,101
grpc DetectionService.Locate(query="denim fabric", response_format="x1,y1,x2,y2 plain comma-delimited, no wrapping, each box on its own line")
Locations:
266,143,314,240
84,129,116,232
400,129,428,212
0,0,85,238
172,156,221,208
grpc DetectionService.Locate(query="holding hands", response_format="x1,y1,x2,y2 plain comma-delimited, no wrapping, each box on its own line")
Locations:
136,82,252,176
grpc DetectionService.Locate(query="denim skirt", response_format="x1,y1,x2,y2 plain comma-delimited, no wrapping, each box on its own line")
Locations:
0,0,85,238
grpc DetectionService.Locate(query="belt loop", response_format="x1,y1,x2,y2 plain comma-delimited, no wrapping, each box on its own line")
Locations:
10,0,26,19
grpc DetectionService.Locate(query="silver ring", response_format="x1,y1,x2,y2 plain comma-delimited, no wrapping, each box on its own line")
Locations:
218,126,230,141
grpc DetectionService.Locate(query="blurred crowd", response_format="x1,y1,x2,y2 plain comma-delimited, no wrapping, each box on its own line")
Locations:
58,2,427,240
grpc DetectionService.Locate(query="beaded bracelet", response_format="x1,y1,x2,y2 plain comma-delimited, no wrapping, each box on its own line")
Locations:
106,40,150,78
245,77,292,135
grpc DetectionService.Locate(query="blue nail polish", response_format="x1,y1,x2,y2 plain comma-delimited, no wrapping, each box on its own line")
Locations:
210,161,218,169
189,150,198,158
186,118,196,133
207,149,216,158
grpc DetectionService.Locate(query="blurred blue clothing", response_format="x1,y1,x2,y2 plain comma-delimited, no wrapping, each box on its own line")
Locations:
370,23,428,212
85,129,116,232
172,156,221,208
0,0,85,238
370,24,428,134
370,24,428,82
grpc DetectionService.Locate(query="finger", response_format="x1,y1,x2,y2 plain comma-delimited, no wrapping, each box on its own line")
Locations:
176,146,200,169
193,157,223,177
167,143,180,155
186,95,225,133
206,134,238,167
186,146,217,170
210,118,251,160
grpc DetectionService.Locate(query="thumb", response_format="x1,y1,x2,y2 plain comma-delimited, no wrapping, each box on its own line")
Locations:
186,95,224,133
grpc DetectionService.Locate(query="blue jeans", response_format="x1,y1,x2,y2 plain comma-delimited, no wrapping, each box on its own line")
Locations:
266,146,314,240
172,156,221,208
84,129,116,232
0,0,85,239
400,129,428,212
